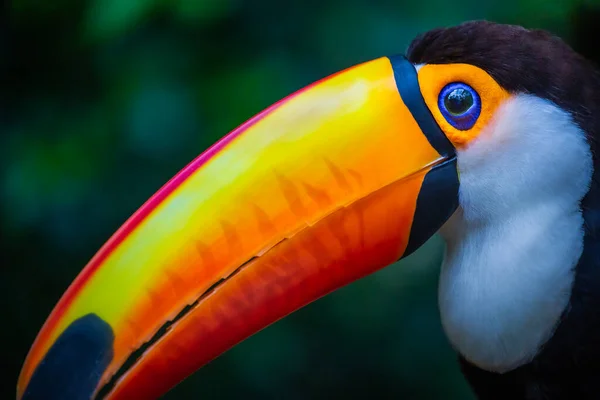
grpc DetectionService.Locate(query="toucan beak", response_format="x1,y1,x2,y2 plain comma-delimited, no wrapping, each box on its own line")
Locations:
18,55,458,400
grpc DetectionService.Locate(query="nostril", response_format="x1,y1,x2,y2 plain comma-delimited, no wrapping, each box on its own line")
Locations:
23,314,114,400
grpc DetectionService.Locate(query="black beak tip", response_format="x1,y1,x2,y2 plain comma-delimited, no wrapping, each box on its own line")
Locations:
22,314,114,400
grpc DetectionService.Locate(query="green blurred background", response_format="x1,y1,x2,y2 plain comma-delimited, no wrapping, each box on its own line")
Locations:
3,0,600,398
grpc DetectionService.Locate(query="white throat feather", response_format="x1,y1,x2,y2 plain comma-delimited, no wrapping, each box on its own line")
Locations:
438,94,593,373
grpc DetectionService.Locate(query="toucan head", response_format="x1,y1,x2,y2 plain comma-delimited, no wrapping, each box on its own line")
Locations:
18,21,600,399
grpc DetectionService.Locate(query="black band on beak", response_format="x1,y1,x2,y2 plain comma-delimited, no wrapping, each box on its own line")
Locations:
389,55,456,159
388,55,459,257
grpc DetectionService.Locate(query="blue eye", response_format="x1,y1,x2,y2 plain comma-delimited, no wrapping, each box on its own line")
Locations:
438,83,481,131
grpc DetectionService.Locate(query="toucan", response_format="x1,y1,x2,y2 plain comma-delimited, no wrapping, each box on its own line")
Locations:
17,20,600,400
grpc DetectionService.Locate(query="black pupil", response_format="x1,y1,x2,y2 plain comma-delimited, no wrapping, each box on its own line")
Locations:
444,87,473,116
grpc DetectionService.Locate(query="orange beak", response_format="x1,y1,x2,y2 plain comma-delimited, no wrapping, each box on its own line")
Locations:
18,55,457,399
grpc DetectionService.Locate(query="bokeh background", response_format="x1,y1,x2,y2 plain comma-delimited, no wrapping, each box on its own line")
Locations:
3,0,600,398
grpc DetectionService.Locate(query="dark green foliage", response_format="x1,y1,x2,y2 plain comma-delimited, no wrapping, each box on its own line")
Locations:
2,1,599,398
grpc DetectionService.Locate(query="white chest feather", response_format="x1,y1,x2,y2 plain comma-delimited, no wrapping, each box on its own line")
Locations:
437,94,592,373
439,208,583,372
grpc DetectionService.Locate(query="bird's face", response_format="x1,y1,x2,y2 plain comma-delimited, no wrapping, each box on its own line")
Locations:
18,22,599,399
421,64,591,225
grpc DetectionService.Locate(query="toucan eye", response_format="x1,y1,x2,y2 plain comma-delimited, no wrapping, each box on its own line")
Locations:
438,83,481,131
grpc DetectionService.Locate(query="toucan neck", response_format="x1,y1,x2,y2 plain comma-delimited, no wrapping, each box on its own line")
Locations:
539,170,600,364
438,202,584,374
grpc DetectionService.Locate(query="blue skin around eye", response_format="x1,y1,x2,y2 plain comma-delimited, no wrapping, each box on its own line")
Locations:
438,83,481,131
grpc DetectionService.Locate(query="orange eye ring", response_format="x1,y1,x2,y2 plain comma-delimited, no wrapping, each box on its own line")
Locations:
418,63,510,147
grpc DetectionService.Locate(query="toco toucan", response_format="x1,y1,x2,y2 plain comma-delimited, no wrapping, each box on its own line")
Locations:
17,21,600,400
